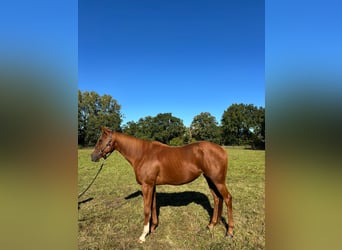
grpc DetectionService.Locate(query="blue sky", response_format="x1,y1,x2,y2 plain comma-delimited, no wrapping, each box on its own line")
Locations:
79,0,264,127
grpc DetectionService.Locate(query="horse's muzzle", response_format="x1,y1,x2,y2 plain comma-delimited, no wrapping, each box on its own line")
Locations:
91,153,100,162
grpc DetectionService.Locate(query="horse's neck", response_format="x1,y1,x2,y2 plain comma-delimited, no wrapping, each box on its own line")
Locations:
114,133,144,166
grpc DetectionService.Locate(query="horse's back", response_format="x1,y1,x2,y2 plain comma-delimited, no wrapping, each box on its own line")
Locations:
156,141,227,165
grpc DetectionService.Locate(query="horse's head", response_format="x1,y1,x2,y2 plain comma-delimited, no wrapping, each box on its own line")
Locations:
91,127,115,162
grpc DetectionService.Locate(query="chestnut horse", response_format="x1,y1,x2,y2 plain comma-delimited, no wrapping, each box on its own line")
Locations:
91,127,234,243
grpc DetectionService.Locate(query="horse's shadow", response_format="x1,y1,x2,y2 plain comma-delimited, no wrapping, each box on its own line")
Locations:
125,190,215,222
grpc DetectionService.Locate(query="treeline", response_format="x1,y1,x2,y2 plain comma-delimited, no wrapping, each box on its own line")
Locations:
78,90,265,149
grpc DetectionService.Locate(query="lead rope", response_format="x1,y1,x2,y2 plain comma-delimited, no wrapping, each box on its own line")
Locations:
78,139,113,209
78,161,105,199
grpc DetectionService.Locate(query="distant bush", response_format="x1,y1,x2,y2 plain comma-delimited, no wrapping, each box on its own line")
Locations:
169,136,184,146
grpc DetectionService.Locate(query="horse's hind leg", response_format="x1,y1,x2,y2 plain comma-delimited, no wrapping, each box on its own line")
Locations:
216,183,234,237
150,186,158,233
204,176,222,231
217,198,223,224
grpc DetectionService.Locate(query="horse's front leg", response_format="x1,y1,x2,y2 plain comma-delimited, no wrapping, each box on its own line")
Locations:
138,184,154,243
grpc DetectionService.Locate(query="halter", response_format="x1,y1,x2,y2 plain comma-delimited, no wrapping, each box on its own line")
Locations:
100,132,113,159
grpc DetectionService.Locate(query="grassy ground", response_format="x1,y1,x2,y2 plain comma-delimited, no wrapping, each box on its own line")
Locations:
78,148,265,249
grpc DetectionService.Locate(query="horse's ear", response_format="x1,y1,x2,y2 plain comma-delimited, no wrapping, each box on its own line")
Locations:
101,127,112,134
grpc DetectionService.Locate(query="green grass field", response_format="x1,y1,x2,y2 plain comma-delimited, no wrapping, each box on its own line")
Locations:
78,147,265,249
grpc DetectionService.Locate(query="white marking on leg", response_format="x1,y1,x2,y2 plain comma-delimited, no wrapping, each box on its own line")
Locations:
139,222,150,242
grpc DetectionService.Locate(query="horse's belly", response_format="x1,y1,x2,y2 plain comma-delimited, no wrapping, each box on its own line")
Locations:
156,165,202,185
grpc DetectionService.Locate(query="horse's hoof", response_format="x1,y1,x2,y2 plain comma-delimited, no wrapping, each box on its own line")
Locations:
206,224,214,232
226,233,234,238
137,239,145,244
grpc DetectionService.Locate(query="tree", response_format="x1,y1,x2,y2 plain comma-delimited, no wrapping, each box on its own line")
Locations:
152,113,185,144
78,90,122,146
78,90,86,146
123,116,155,140
221,103,264,148
123,113,185,145
190,112,221,144
183,127,195,144
251,107,265,149
122,121,139,137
